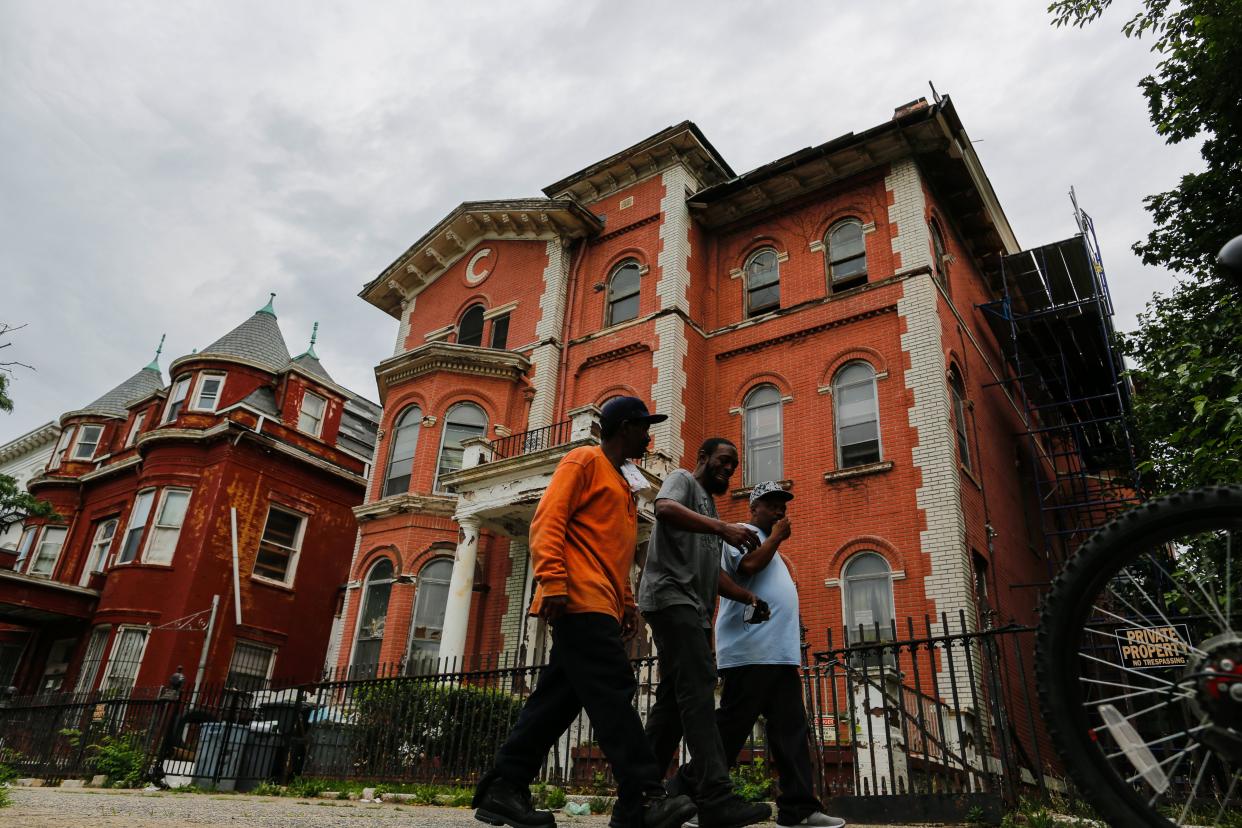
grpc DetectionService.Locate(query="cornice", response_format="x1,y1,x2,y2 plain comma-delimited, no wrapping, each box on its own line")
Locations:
79,454,142,483
714,304,898,362
439,437,596,491
354,493,457,521
0,568,101,598
575,342,652,375
0,422,61,464
374,342,530,403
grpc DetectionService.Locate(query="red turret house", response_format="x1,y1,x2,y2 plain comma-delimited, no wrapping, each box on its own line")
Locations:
1,297,379,696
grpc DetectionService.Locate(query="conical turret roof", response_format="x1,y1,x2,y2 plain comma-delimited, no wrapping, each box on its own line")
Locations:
192,294,291,373
63,365,165,422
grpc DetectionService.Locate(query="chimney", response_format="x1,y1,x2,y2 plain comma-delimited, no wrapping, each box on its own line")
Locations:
893,98,930,120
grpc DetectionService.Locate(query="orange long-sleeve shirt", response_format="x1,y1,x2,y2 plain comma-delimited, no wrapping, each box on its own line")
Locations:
528,445,637,621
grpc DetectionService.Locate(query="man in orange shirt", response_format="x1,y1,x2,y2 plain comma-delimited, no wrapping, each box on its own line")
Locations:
474,397,696,828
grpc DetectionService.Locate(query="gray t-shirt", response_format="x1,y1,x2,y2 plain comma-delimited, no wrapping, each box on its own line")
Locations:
637,469,721,628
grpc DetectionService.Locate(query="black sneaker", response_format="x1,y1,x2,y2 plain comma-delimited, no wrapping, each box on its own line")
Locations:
696,798,771,828
474,778,556,828
641,792,696,828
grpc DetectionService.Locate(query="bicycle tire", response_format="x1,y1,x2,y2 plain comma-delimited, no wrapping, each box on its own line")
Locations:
1037,485,1242,827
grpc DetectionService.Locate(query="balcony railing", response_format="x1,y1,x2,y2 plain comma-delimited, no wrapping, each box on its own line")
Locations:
491,420,573,460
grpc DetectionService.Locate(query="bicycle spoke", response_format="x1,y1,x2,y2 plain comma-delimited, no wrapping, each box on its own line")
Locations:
1079,651,1182,688
1214,770,1240,825
1178,747,1212,825
1085,622,1207,658
1093,693,1198,734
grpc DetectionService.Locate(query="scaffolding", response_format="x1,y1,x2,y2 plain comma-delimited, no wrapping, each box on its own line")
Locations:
980,192,1141,568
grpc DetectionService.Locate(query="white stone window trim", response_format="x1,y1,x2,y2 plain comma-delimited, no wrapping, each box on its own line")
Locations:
70,424,104,461
141,487,192,565
190,371,228,412
824,568,907,588
163,376,192,424
298,390,327,438
483,301,518,320
251,504,308,588
424,324,455,343
124,412,147,448
818,371,889,395
81,518,120,586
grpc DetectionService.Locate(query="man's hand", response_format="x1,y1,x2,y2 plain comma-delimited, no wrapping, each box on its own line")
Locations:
771,517,792,543
745,595,771,624
621,605,641,641
719,522,760,552
539,594,569,624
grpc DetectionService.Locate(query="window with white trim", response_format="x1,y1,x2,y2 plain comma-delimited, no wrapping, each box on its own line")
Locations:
434,402,487,490
117,489,155,565
226,641,276,691
163,376,190,423
489,313,510,349
81,518,119,585
833,362,881,468
125,412,146,448
743,385,783,486
606,261,641,326
406,558,453,674
74,626,111,694
100,627,148,695
253,505,306,585
14,526,37,570
49,428,74,470
827,219,867,292
27,526,67,577
298,391,326,437
143,488,190,564
191,372,226,411
352,559,395,678
383,406,422,498
744,248,780,317
71,425,104,460
930,219,950,290
842,552,896,667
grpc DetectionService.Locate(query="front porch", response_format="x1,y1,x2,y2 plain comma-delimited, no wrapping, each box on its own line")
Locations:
434,404,676,667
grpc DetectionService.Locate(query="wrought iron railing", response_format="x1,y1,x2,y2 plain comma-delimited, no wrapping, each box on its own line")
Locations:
490,420,573,460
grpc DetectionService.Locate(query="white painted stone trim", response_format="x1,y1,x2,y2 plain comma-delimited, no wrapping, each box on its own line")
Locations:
651,315,687,460
484,301,518,320
393,298,415,356
885,160,931,272
656,166,694,314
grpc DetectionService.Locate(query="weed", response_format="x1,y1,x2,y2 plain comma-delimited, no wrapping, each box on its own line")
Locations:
588,796,611,814
730,759,773,803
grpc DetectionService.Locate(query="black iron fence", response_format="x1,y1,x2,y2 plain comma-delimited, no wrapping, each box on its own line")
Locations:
0,618,1052,822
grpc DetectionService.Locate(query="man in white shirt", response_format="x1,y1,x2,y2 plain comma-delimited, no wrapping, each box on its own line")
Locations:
677,481,845,828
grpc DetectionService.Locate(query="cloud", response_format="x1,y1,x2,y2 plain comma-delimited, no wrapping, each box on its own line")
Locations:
0,0,1200,440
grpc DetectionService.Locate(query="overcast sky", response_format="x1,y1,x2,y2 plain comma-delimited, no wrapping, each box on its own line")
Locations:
0,1,1203,442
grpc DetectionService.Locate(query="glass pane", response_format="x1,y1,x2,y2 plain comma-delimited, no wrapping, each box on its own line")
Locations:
609,293,639,325
747,250,778,285
255,543,291,580
489,314,510,349
358,580,392,641
30,527,67,575
831,255,867,281
73,426,102,458
262,509,302,548
75,628,111,693
830,222,864,258
845,553,890,578
748,284,780,314
383,474,411,498
837,363,873,388
145,527,179,564
158,491,190,527
839,421,878,447
746,401,781,439
413,580,450,629
384,408,421,496
609,264,640,299
458,305,485,347
841,440,880,467
747,444,782,486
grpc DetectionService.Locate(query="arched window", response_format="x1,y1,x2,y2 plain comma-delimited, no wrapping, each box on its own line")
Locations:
833,362,880,468
406,558,453,673
457,304,485,347
949,368,971,471
743,385,783,486
382,406,422,498
929,219,949,290
606,261,641,326
351,559,395,678
744,248,780,317
827,219,867,291
435,402,488,490
842,552,896,653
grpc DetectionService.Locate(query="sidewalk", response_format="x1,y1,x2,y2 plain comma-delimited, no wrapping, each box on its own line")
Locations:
6,786,948,827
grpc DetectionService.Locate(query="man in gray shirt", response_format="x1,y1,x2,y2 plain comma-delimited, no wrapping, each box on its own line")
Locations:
636,437,771,828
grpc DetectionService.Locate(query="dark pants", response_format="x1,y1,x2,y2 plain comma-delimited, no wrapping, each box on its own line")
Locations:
482,612,662,824
681,664,824,823
643,605,734,808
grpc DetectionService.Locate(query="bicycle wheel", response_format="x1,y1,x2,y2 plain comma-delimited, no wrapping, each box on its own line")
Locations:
1038,486,1242,827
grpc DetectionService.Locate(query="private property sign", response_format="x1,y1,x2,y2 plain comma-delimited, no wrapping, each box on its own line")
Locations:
1116,624,1191,669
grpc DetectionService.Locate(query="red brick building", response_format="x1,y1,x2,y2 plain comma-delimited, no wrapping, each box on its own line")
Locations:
330,96,1067,681
1,299,380,695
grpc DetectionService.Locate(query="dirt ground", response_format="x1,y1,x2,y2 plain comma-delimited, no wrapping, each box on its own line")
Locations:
5,786,952,827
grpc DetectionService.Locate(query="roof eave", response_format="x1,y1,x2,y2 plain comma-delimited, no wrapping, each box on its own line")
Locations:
359,199,604,319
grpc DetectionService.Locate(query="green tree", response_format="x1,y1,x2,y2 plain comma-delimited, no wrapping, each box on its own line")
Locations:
1049,0,1242,492
0,321,57,530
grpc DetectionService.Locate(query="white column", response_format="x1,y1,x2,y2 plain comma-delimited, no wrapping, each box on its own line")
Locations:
438,514,481,668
